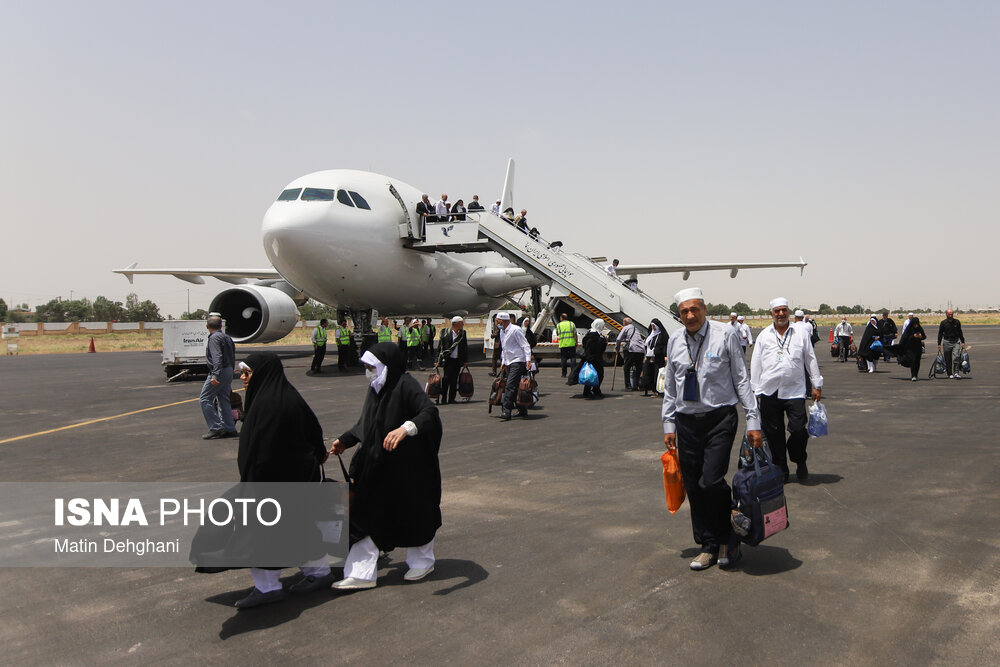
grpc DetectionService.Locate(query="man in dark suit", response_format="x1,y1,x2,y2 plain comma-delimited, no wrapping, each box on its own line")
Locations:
435,316,469,404
416,193,435,224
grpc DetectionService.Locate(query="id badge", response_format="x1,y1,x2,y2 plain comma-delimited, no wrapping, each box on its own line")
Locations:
683,368,699,401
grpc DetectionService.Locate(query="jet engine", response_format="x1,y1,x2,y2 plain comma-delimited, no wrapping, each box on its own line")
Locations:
209,285,300,344
467,267,543,297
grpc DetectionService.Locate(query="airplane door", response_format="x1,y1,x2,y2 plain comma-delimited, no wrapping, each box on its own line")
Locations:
388,183,417,239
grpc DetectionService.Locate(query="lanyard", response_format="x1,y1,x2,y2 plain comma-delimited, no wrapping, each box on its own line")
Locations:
685,327,706,371
775,327,791,355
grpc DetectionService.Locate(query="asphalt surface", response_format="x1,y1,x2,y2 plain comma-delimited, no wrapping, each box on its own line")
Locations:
1,327,998,664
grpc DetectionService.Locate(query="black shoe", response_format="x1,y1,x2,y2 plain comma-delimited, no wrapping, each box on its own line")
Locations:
202,430,225,440
783,471,790,483
289,572,337,594
501,411,512,421
306,370,315,376
517,409,528,418
796,462,809,481
488,371,496,377
235,587,286,609
221,430,239,439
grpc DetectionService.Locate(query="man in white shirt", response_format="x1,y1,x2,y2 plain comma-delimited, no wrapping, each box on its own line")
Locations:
615,317,645,391
490,199,501,215
435,194,449,221
751,298,823,482
736,315,754,352
605,259,619,278
833,317,853,362
496,312,532,420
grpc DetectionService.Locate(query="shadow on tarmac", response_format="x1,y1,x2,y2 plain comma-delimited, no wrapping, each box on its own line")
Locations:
679,546,803,576
207,558,489,639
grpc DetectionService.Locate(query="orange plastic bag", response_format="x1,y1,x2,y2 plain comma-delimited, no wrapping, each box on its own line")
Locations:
661,449,686,514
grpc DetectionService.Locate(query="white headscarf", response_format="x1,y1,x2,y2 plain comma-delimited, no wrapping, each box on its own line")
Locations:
644,322,660,347
360,350,388,394
590,319,605,334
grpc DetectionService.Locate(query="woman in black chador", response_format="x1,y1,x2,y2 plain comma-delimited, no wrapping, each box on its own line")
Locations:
890,317,926,381
640,318,669,397
330,343,443,590
858,315,882,373
195,352,333,609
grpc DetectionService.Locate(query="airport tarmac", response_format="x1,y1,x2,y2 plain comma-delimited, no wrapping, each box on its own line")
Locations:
1,326,998,664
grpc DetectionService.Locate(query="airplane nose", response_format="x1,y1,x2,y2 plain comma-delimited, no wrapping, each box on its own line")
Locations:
261,202,330,261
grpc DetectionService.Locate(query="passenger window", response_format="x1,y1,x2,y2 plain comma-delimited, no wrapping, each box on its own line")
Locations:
337,190,355,207
301,188,335,201
348,191,371,210
277,188,301,201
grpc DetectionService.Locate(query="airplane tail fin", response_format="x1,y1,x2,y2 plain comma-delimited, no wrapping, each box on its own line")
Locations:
121,262,138,284
498,158,515,214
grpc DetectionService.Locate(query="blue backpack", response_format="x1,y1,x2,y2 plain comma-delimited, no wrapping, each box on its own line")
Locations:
731,445,789,546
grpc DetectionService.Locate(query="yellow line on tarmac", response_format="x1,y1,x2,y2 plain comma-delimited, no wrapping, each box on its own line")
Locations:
0,389,245,445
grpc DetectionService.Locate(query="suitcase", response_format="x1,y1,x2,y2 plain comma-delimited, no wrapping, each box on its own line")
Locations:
830,342,840,358
457,366,474,399
487,372,506,413
425,371,441,400
516,375,535,408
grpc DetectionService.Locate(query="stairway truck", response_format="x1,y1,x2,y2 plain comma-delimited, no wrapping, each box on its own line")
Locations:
161,320,211,380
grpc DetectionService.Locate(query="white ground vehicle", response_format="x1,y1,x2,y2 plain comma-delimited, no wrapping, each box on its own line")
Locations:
161,320,211,380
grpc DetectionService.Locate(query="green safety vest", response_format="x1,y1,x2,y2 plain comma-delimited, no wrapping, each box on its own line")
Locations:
336,326,351,345
377,325,393,343
421,325,431,343
313,325,327,345
556,320,577,348
406,325,421,347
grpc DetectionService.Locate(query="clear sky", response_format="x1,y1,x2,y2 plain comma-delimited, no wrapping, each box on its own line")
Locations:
2,1,998,318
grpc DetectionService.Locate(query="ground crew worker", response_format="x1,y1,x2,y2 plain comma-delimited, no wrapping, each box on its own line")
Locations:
310,318,328,374
405,317,423,370
376,317,394,344
556,312,577,378
333,320,352,371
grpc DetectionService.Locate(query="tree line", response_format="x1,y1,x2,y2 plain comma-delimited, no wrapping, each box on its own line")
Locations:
0,294,163,323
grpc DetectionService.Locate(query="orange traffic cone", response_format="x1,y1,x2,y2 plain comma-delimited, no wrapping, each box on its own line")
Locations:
88,337,96,353
828,328,834,342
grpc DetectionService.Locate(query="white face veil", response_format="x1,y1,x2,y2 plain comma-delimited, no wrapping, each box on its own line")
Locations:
360,350,388,394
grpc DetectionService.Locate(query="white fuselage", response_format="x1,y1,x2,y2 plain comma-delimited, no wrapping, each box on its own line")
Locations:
261,169,520,315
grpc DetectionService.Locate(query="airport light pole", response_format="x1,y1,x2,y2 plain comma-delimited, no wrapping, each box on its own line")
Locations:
187,289,190,315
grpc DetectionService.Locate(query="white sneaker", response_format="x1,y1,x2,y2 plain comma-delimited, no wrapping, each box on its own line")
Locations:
911,377,917,382
331,577,376,590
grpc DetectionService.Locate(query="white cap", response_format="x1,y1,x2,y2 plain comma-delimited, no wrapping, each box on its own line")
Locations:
794,309,805,317
673,287,703,305
769,297,789,310
737,315,745,321
237,361,251,372
730,312,737,317
451,315,464,323
496,312,511,321
908,312,914,316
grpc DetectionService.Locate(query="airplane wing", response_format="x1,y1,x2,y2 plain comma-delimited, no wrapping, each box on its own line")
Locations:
615,258,807,279
114,263,282,285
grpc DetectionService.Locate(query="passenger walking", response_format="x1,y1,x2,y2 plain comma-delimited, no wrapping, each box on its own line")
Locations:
605,259,619,278
435,194,449,222
496,312,532,420
489,316,503,376
879,312,898,361
834,317,853,362
309,318,328,374
520,316,537,347
640,318,668,397
468,195,484,211
200,314,237,439
577,319,609,399
416,194,434,224
435,316,468,405
229,353,332,607
615,317,645,391
858,315,881,373
937,309,966,378
891,317,926,381
556,312,577,378
750,298,823,483
662,287,761,571
736,315,754,352
329,344,443,590
451,199,467,221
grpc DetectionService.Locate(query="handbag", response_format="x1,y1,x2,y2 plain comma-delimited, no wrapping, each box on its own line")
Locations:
731,445,788,546
425,370,442,399
457,366,474,398
660,449,685,514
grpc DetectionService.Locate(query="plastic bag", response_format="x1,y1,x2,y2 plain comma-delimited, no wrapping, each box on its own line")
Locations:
738,432,772,469
807,401,828,437
960,350,971,374
655,366,667,393
660,449,685,514
869,340,883,354
578,362,599,387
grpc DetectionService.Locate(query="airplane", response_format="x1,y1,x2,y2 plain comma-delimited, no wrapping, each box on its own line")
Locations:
116,160,806,344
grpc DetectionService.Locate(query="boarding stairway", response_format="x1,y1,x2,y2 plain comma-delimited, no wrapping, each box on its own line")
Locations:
405,210,682,336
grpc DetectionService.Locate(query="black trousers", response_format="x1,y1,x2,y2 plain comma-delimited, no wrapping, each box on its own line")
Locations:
581,362,604,396
311,344,326,372
560,347,576,377
910,353,922,379
838,336,850,361
501,362,527,413
337,344,349,370
407,345,421,370
758,393,808,473
623,352,643,389
440,357,460,403
675,406,738,553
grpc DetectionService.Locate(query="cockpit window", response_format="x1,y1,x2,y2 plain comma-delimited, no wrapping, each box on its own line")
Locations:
301,188,335,201
337,190,355,207
277,188,301,201
348,191,371,210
